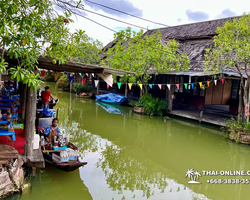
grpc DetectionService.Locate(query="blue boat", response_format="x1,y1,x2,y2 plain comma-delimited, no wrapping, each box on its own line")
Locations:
96,93,127,105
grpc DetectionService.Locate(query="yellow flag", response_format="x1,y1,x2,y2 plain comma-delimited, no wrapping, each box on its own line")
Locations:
54,72,60,81
199,82,202,88
128,83,133,90
139,84,143,90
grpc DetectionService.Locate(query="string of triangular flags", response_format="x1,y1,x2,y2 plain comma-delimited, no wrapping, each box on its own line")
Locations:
92,78,227,90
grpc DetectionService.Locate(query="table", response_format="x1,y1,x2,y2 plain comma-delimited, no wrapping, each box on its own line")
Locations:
0,129,15,146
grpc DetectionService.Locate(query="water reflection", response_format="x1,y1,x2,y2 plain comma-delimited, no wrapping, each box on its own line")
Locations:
96,102,127,115
14,83,250,200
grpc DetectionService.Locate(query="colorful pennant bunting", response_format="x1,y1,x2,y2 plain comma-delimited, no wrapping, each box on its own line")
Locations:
139,84,143,90
79,73,82,76
92,73,94,77
82,78,86,86
149,84,152,89
158,84,162,89
221,78,225,84
207,81,210,87
69,76,73,84
107,83,109,89
50,71,53,75
85,73,89,77
128,83,133,90
176,84,179,90
54,72,60,81
184,83,187,89
191,83,194,89
214,80,217,85
117,82,121,89
199,82,202,88
94,80,99,87
167,84,170,90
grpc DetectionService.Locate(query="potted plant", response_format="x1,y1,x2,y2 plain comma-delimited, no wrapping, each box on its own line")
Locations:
129,94,167,116
73,83,92,97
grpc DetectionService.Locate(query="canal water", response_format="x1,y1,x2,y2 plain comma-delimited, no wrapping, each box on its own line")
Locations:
10,83,250,200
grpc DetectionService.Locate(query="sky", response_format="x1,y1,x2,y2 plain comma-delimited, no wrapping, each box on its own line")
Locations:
66,0,250,47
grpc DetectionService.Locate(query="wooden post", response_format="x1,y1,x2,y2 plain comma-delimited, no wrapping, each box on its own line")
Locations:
96,77,100,95
22,84,27,119
125,83,128,97
168,76,175,112
24,87,37,157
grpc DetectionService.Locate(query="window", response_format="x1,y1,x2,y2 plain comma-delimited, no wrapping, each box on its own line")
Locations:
231,80,239,99
174,76,180,92
200,78,205,97
193,77,199,96
179,76,184,93
184,76,191,94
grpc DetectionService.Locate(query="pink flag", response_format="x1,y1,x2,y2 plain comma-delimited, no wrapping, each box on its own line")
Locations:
107,83,109,89
158,84,162,89
176,84,179,90
221,78,225,84
85,73,89,77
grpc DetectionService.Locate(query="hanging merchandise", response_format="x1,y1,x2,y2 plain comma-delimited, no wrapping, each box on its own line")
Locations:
94,80,99,87
82,78,86,86
149,84,153,89
41,71,45,77
158,84,162,89
54,72,60,81
117,82,122,89
139,84,143,90
69,76,73,84
128,83,133,90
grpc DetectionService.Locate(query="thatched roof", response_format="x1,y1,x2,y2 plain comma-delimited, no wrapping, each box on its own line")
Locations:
102,15,243,72
143,15,242,40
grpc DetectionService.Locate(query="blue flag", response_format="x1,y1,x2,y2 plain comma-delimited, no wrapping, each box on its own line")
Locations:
149,84,152,89
191,83,194,89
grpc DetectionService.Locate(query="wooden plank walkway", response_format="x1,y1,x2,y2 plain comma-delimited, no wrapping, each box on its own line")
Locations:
170,109,227,127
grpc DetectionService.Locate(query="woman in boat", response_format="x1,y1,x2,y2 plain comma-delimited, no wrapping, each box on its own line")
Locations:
44,118,61,143
41,86,54,109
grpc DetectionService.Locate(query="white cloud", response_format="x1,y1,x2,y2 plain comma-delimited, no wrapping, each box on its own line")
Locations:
66,0,250,46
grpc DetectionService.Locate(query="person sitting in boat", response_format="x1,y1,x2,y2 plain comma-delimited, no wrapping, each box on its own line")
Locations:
44,118,61,143
41,86,54,109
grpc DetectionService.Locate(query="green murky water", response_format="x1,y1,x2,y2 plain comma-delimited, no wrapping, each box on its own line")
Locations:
10,83,250,200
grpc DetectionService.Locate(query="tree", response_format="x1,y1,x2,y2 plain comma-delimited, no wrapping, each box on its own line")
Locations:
204,14,250,121
102,28,190,94
0,0,103,90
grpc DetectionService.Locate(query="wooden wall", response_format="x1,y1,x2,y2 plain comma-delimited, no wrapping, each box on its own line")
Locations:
205,79,232,105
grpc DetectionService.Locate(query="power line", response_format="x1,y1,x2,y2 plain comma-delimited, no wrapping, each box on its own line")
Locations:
82,8,148,30
56,0,148,30
84,0,169,27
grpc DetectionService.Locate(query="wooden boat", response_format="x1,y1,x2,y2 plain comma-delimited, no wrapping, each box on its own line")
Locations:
41,142,87,172
100,99,123,105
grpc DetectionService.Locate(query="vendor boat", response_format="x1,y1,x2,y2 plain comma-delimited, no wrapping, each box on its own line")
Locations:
96,93,127,105
41,141,87,172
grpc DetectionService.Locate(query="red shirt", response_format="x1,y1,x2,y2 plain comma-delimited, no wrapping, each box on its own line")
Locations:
41,91,51,102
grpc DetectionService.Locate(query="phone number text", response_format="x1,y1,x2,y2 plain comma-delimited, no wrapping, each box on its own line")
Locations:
207,179,250,184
